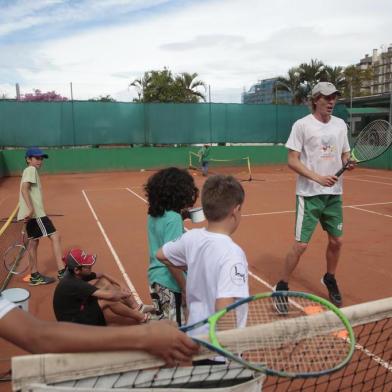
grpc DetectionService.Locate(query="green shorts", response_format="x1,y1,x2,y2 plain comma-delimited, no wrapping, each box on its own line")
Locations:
295,195,343,243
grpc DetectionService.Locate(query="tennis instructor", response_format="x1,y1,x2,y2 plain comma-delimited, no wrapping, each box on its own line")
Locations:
274,82,354,309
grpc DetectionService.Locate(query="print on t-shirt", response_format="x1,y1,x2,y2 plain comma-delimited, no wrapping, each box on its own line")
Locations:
230,263,247,285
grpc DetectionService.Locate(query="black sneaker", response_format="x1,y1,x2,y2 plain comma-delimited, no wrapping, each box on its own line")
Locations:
57,268,66,280
29,272,56,286
273,280,289,315
321,273,342,307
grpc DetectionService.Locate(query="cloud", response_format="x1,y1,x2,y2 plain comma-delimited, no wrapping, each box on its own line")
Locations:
161,34,246,51
1,0,391,102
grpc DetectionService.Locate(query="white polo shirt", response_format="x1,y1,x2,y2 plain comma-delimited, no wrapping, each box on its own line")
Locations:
0,295,16,319
162,228,249,336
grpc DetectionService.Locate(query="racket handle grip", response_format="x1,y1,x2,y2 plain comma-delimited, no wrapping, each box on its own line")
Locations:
335,160,350,177
335,167,346,177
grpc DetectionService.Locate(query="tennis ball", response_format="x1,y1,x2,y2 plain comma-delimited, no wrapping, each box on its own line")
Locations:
140,169,145,172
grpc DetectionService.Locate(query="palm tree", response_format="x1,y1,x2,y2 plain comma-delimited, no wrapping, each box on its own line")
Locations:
298,59,326,96
322,66,345,91
129,74,152,102
275,67,306,104
175,72,206,102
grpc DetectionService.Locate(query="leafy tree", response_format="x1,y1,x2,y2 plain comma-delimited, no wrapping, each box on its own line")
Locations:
89,95,116,102
130,68,206,103
298,59,326,96
341,65,373,98
21,89,68,101
174,72,206,102
275,67,306,104
322,66,345,91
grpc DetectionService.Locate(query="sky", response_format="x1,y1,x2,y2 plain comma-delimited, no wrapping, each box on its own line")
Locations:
0,0,391,103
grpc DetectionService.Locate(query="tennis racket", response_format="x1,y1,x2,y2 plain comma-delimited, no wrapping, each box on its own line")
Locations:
336,119,392,177
3,228,31,275
181,291,355,378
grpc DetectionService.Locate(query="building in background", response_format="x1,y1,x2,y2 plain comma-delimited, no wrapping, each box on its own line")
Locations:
358,45,392,95
242,77,292,104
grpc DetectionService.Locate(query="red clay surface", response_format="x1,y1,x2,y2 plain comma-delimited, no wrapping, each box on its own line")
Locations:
1,165,391,390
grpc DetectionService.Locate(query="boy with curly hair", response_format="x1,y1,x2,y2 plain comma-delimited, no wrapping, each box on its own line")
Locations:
144,167,199,326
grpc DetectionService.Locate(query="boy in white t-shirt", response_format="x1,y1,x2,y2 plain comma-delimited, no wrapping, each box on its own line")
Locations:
156,175,249,363
274,82,354,311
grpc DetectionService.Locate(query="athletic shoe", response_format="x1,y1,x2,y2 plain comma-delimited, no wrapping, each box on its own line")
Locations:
57,268,66,280
273,280,289,315
321,273,342,307
29,272,55,286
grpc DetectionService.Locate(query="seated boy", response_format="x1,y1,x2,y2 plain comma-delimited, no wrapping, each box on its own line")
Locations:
156,175,249,363
53,249,153,326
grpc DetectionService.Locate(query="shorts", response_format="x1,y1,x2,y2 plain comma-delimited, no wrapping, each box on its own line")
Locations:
73,301,106,326
26,216,57,239
295,195,343,243
150,282,185,326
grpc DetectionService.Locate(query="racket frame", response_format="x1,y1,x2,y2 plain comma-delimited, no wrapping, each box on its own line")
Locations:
183,291,355,378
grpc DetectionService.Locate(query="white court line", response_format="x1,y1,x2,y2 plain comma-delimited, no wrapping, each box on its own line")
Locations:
358,174,392,181
82,189,141,303
347,206,392,218
243,201,392,218
346,177,392,186
126,188,147,203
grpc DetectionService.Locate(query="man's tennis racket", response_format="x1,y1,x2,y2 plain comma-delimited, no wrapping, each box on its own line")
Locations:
336,119,392,177
181,291,355,378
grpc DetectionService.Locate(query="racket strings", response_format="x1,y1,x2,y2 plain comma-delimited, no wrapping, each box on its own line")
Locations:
354,120,392,161
216,297,352,374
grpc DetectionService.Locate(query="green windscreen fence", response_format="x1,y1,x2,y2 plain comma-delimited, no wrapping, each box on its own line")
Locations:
0,101,347,147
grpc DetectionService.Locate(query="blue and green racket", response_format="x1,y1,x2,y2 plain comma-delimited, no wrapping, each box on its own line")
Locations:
182,291,355,378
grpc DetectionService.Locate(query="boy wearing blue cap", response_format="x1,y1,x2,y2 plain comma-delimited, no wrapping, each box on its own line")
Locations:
17,147,65,285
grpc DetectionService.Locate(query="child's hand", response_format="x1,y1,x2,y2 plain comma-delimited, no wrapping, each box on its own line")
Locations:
180,209,191,220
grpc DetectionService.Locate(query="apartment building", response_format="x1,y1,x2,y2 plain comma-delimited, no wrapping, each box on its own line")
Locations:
242,77,292,104
358,45,392,95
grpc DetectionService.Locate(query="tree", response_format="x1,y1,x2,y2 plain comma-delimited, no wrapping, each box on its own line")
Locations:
21,89,68,101
298,59,326,97
341,65,373,98
174,72,206,102
130,68,206,103
275,67,306,104
89,95,116,102
322,66,345,91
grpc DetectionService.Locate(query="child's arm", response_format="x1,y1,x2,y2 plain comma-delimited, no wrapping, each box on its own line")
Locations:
20,182,34,219
156,248,187,271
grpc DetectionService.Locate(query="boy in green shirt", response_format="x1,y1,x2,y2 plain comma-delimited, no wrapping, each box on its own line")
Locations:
17,147,65,285
198,144,210,176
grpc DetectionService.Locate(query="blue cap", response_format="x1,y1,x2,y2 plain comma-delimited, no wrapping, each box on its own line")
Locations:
25,147,49,159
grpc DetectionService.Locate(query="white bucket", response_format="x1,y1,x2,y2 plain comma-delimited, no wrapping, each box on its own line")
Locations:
189,207,205,223
2,288,30,311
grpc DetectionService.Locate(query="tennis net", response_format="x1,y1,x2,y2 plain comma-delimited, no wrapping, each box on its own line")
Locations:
263,297,392,391
0,205,20,292
12,297,392,391
188,151,253,182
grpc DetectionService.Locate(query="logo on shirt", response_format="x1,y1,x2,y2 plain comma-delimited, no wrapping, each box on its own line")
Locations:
320,135,337,158
230,264,247,285
337,223,343,231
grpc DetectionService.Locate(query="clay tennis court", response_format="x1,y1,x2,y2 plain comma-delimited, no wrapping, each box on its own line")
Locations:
1,164,392,391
